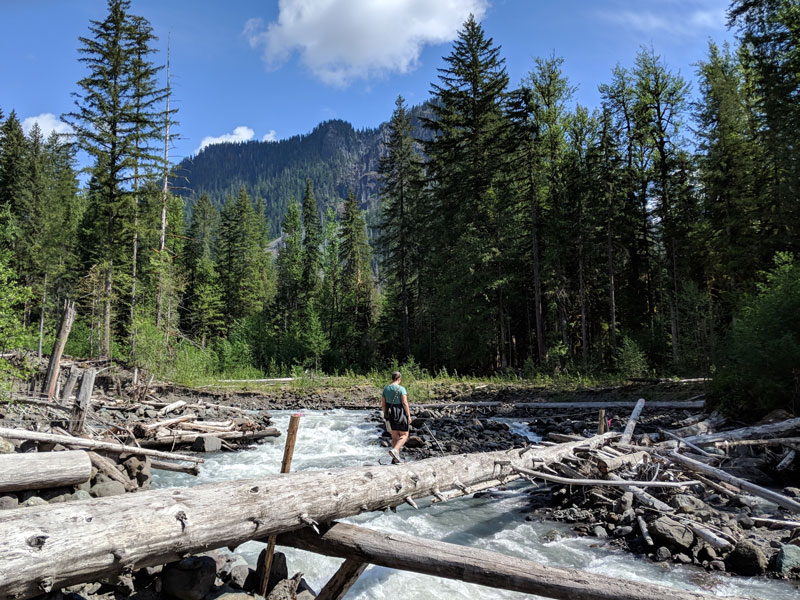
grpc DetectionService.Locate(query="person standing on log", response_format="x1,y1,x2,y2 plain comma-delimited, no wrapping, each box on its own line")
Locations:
382,371,411,463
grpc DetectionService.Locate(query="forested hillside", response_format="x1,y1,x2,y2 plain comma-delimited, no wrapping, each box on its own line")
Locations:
175,106,434,237
1,0,798,416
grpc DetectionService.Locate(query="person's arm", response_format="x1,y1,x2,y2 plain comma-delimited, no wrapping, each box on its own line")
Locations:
381,396,386,418
401,394,410,422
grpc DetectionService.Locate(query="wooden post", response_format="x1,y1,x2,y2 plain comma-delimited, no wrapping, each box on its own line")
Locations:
69,368,96,435
61,368,79,401
316,558,368,600
619,398,645,445
258,413,302,597
597,409,606,435
42,300,76,400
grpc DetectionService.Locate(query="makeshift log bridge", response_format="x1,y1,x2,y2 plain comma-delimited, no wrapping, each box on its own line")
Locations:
0,435,617,600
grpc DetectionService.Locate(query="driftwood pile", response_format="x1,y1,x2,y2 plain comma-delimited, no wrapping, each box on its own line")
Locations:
523,400,800,578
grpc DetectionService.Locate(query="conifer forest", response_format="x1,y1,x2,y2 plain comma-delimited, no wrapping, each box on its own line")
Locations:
1,0,799,416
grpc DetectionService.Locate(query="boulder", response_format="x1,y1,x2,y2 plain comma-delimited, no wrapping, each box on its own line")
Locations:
0,436,14,453
162,556,217,600
725,541,768,576
648,516,694,552
655,546,672,562
615,492,634,514
404,436,425,449
591,525,608,538
670,494,706,514
0,495,19,510
192,436,222,452
70,490,92,502
22,496,48,508
222,555,250,589
90,481,126,498
614,526,634,538
266,574,301,600
776,544,800,576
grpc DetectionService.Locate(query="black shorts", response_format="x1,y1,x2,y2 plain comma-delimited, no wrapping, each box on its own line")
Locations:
385,403,409,432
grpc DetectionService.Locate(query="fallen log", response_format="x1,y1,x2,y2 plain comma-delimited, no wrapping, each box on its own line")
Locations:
514,401,705,410
141,415,197,432
0,450,91,493
149,459,199,476
751,516,800,529
316,557,367,600
671,413,726,438
87,452,138,492
513,466,698,489
713,437,800,448
596,451,649,474
0,436,615,600
683,417,800,446
619,398,645,445
158,400,186,416
276,522,735,600
658,428,714,458
606,473,673,512
668,451,800,513
138,429,280,447
0,427,204,464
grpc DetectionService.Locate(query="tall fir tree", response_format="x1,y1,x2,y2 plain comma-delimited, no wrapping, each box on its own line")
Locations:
300,179,321,305
377,95,423,359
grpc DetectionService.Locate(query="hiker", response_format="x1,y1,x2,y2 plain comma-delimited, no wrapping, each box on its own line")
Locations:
382,370,411,463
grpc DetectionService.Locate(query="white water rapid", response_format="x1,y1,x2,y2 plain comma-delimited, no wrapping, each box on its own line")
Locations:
153,410,798,600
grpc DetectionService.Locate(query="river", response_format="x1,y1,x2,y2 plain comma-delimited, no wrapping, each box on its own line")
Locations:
153,410,798,599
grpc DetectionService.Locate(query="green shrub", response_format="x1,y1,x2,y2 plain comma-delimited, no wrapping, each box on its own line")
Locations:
711,253,800,416
615,336,649,378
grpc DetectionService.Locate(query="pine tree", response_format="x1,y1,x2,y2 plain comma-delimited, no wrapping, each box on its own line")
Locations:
300,179,321,304
217,187,264,321
423,14,512,368
63,0,167,358
0,112,27,248
378,95,423,359
338,190,374,366
319,207,341,342
276,199,304,332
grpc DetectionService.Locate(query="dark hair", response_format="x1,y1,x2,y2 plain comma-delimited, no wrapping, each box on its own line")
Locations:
391,371,401,382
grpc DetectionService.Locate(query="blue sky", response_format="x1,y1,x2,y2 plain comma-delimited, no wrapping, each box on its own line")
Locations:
1,0,735,164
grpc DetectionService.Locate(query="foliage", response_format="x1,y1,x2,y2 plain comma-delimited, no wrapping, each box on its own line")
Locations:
711,253,800,415
615,336,650,379
0,232,33,394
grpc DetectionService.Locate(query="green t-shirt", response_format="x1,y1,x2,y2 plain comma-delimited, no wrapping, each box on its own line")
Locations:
382,384,406,405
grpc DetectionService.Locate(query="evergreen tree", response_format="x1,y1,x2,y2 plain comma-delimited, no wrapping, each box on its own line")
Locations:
300,179,321,304
377,95,423,359
338,190,375,366
216,187,264,320
422,15,512,368
63,0,166,358
319,207,341,343
276,199,304,332
0,112,27,246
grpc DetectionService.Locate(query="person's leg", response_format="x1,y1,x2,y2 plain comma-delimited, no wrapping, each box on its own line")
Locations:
393,431,409,452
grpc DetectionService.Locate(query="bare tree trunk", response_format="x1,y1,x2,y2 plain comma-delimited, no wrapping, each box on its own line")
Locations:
42,300,76,400
156,38,172,330
607,220,616,349
0,451,91,493
37,273,47,359
102,263,112,360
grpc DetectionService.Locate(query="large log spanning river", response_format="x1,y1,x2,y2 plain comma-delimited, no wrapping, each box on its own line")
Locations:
153,410,798,600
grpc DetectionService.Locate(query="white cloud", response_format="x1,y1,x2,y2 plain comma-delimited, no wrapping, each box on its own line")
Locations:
196,126,255,154
21,113,73,138
262,129,277,142
244,0,489,87
600,2,726,36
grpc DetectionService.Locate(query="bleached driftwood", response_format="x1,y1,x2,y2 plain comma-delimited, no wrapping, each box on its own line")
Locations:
0,436,615,600
0,450,91,493
684,418,800,446
619,398,645,445
0,427,203,464
277,522,736,600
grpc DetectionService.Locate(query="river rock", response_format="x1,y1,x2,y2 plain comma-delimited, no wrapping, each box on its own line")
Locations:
776,544,800,576
22,496,48,507
405,435,425,449
70,489,92,502
649,516,694,552
614,526,634,538
162,556,217,600
615,492,634,513
266,573,301,600
193,436,223,452
90,480,126,497
725,541,768,576
221,555,250,589
783,487,800,498
0,495,19,510
655,546,672,561
592,525,608,538
0,436,14,453
297,578,316,599
671,494,706,514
